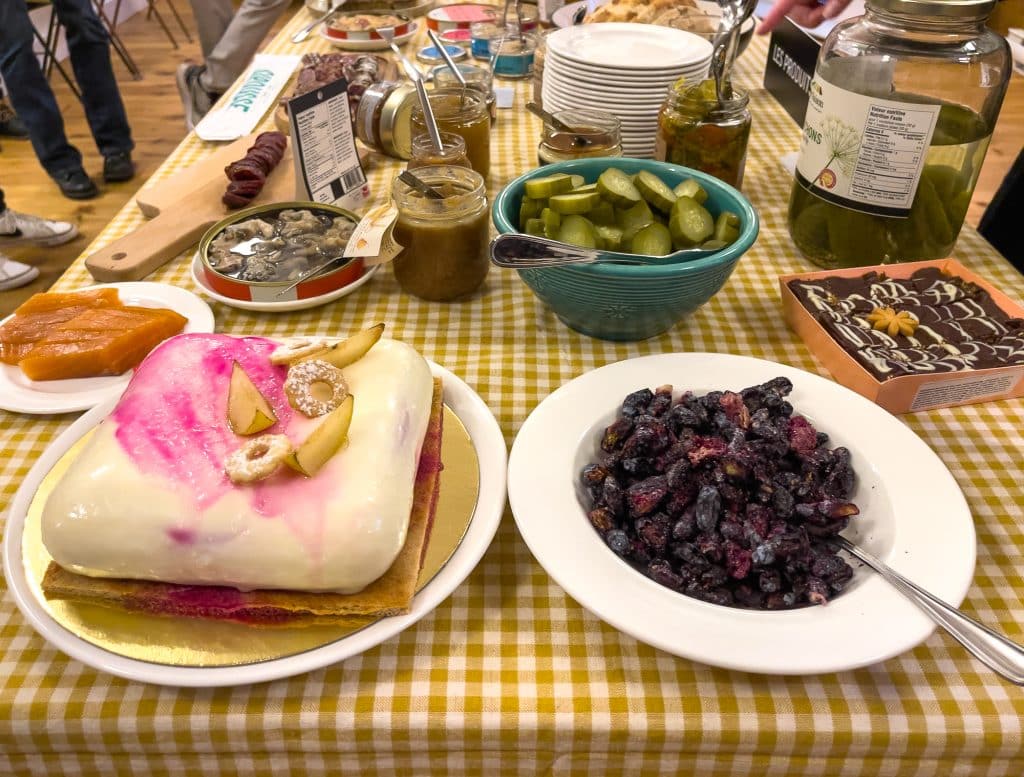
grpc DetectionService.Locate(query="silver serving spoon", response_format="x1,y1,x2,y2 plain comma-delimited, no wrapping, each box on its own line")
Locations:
833,536,1024,684
379,27,444,153
291,0,347,43
426,28,468,105
398,169,444,199
526,101,592,147
712,0,757,103
490,233,723,269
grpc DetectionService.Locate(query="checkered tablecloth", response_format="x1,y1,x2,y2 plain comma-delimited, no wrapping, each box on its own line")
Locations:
2,8,1024,776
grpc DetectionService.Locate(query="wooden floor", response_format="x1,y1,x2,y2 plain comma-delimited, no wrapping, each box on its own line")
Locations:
0,2,295,316
0,6,1021,316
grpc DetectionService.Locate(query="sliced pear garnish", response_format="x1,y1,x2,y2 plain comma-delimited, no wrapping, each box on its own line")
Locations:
284,394,354,477
269,339,331,366
227,361,278,435
300,323,385,369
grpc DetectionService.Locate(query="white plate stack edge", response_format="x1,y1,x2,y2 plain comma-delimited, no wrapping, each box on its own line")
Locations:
541,23,713,159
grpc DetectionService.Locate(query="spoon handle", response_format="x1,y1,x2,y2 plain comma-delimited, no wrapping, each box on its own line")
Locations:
490,233,604,268
836,537,1024,684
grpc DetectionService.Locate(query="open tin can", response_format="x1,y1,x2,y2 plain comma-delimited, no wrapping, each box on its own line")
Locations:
199,202,366,303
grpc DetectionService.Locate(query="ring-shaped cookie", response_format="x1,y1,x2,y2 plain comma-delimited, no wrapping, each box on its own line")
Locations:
284,359,349,418
225,434,293,484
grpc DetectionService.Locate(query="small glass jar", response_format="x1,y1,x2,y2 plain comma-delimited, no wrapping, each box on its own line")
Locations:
490,28,537,80
537,109,623,165
431,64,497,125
391,166,490,301
655,78,751,189
408,131,471,169
354,80,417,160
787,0,1012,268
470,21,501,60
411,87,491,179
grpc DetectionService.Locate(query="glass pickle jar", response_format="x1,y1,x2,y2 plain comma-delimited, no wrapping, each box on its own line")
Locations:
411,87,491,178
538,109,623,165
391,166,490,301
655,78,751,189
409,131,470,169
788,0,1011,268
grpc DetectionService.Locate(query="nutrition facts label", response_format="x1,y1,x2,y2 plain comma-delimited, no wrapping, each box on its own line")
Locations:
795,76,941,217
849,104,937,208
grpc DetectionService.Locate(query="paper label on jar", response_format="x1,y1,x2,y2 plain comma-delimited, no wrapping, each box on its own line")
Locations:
794,76,941,218
344,201,403,265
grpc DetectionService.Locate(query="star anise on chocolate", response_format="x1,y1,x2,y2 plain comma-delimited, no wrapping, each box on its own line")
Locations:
866,307,918,337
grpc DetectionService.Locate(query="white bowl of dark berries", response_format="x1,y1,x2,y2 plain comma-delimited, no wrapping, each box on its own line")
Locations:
508,353,976,675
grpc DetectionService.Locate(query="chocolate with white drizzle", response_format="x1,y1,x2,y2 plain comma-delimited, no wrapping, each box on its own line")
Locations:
789,268,1024,380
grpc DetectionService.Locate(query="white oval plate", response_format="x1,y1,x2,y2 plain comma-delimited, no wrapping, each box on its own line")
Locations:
190,252,378,313
3,357,506,687
508,353,976,676
547,23,713,70
545,47,708,77
0,282,215,415
320,20,418,50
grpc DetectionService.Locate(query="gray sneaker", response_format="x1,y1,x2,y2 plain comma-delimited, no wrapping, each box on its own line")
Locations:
0,208,78,247
176,64,217,131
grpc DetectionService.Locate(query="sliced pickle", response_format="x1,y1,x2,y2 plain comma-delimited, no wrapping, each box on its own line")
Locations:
669,196,714,248
713,211,741,245
549,191,602,215
631,222,673,256
597,168,642,207
519,196,543,229
634,171,677,213
525,173,574,199
589,200,616,226
558,214,598,248
594,224,624,252
541,207,561,238
616,199,655,244
524,217,546,236
673,179,708,204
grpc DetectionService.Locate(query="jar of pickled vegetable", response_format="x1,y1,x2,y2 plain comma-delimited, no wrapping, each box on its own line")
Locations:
655,78,751,189
788,0,1011,268
408,131,470,169
391,166,490,301
411,87,491,179
537,109,623,165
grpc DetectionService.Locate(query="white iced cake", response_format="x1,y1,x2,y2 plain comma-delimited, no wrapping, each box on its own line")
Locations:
41,333,434,594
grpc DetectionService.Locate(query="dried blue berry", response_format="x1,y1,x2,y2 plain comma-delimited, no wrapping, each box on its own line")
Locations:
695,484,722,532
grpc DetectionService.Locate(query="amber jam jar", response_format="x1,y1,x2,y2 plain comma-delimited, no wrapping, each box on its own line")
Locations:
408,131,470,169
431,64,497,125
537,109,623,165
391,166,490,301
411,87,491,179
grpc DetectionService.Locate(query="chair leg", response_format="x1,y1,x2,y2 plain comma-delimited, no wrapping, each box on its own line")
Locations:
163,0,194,44
146,2,179,49
90,0,142,80
32,23,83,103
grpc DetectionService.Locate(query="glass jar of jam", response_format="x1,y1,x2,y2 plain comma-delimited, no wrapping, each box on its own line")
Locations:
354,80,417,160
391,166,490,301
431,64,497,125
408,131,470,169
537,109,623,165
655,78,751,189
411,87,491,179
787,0,1011,268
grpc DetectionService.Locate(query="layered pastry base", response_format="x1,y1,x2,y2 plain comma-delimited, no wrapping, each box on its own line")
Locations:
788,268,1024,380
41,332,438,616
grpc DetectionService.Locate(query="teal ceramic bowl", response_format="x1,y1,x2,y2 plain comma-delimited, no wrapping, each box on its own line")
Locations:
492,158,759,341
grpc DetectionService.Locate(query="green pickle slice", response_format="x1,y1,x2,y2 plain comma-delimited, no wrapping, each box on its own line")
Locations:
519,197,543,230
541,207,561,238
670,196,714,248
616,199,655,244
525,173,575,199
634,171,677,213
673,179,708,204
631,222,673,256
524,217,546,237
549,191,602,215
589,201,616,226
713,211,741,245
558,214,598,248
597,168,642,207
594,225,624,252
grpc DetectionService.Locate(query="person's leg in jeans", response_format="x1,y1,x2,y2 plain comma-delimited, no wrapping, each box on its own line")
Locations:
52,0,134,180
0,1,87,183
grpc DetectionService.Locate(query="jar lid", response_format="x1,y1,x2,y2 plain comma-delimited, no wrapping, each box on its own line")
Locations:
868,0,996,17
416,44,469,65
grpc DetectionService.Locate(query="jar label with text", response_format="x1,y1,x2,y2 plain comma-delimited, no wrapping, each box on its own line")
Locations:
795,76,941,218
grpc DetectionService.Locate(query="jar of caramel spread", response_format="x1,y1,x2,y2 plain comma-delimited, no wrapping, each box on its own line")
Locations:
537,109,623,165
408,131,470,170
411,87,491,179
391,166,490,302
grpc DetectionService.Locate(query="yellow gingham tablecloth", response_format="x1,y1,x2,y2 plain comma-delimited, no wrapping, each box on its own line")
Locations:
2,10,1024,776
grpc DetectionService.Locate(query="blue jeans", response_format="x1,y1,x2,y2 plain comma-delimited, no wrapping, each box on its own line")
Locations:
0,0,133,178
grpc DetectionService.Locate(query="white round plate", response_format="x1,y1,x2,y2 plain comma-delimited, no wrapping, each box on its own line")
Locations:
540,86,664,117
542,69,677,97
320,20,419,50
547,23,713,70
0,282,215,416
3,357,507,687
190,252,378,313
543,54,694,83
508,353,976,676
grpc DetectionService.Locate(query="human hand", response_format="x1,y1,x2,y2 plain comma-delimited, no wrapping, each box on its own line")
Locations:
756,0,854,34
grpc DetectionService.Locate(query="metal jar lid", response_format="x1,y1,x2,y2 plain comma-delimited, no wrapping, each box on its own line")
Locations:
867,0,997,17
379,82,417,160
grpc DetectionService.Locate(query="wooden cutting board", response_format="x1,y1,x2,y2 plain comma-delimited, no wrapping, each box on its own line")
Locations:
85,134,297,282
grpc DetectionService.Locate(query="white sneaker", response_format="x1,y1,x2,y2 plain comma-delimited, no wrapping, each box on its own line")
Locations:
0,208,78,247
0,254,40,290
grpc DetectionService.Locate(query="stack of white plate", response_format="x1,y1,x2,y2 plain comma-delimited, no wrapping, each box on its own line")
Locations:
541,23,714,159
